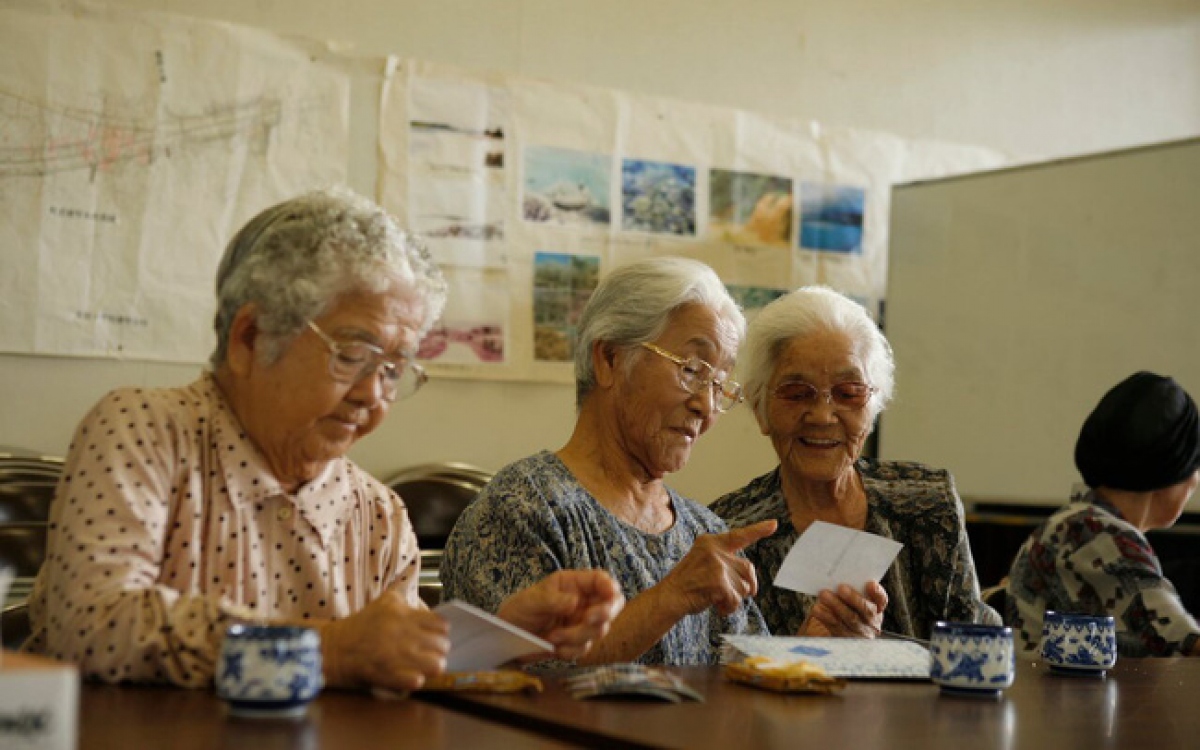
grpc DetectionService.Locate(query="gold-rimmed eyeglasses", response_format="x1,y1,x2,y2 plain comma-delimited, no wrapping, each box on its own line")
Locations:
640,342,743,412
307,321,427,402
772,380,875,411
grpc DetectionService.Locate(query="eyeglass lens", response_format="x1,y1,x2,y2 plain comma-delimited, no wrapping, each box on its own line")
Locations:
774,381,872,408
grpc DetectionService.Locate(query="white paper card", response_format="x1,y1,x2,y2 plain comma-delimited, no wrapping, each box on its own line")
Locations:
434,599,554,671
722,635,930,679
774,520,902,596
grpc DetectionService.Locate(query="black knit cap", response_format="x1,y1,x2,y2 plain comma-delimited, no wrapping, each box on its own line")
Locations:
1075,371,1200,491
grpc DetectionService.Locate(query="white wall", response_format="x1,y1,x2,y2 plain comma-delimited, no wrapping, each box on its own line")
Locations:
3,0,1199,502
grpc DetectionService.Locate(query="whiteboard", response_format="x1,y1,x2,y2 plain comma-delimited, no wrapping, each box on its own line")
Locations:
881,138,1200,507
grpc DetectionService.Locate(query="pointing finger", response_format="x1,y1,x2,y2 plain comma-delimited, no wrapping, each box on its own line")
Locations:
719,520,777,551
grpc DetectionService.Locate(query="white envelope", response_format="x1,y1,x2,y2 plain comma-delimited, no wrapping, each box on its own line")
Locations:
774,520,902,596
434,599,555,671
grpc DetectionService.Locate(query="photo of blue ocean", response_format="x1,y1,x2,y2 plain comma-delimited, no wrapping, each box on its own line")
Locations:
800,183,865,253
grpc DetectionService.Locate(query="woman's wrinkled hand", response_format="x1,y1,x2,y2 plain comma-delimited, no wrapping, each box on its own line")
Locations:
320,591,450,692
798,581,889,638
497,569,625,661
660,520,777,617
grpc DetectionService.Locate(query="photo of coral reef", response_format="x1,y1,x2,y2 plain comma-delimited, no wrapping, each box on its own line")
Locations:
799,182,865,253
708,169,793,248
621,159,696,235
532,251,601,361
523,146,612,226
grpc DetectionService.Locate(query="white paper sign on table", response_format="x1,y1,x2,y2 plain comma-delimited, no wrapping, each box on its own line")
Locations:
774,520,902,596
434,599,555,671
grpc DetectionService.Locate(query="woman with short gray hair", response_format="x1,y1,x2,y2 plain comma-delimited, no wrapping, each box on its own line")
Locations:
27,187,623,690
444,256,775,665
711,285,998,641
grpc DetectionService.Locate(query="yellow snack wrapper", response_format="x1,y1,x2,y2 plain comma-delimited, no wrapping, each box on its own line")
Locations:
724,656,847,694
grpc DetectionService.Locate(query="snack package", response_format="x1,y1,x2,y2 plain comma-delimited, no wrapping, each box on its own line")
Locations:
723,656,847,694
419,670,544,694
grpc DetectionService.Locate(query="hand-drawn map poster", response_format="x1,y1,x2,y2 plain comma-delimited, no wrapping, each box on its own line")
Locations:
380,60,1008,383
0,5,348,362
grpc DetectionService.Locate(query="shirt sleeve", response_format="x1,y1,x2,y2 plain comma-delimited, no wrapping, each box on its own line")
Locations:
382,489,424,609
29,389,251,687
1068,524,1200,656
441,468,566,614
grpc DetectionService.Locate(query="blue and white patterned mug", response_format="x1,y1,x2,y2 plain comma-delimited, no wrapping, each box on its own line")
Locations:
1040,612,1117,674
216,625,324,717
929,622,1015,695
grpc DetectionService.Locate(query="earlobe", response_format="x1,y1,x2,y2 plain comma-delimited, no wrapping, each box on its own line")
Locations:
225,304,260,376
592,341,620,388
753,402,771,435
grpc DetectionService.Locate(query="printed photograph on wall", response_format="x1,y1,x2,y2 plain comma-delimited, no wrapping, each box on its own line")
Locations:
621,159,696,236
532,251,601,362
725,284,788,321
523,146,611,227
408,172,506,269
798,182,866,254
417,269,508,365
708,170,793,248
408,76,507,172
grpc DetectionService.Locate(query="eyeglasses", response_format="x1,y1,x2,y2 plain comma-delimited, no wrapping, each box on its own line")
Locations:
772,380,875,411
307,321,427,402
640,342,743,413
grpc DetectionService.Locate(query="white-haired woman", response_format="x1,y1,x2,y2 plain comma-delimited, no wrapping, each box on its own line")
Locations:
27,188,622,690
710,286,998,641
443,257,775,665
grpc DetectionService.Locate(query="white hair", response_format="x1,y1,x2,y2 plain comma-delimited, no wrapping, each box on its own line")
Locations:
740,285,894,424
573,256,745,408
210,187,447,368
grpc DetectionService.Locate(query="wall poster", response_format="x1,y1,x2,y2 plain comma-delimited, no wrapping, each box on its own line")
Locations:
379,59,1008,384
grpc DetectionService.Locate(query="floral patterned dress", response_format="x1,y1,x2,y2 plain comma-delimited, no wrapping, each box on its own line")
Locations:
711,459,999,640
441,451,767,665
1006,492,1200,656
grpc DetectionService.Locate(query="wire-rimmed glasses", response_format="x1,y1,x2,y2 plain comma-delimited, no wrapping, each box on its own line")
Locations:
307,321,427,402
772,380,875,411
640,342,743,412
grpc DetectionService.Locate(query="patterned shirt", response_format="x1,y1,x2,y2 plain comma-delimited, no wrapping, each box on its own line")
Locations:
710,459,999,640
441,451,767,665
26,374,421,686
1006,492,1200,656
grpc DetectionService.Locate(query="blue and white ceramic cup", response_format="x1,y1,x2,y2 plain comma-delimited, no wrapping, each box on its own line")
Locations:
1040,612,1117,675
929,622,1015,696
216,625,324,717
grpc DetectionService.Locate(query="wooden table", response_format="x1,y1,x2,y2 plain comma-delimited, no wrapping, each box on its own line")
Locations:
420,658,1200,749
79,683,572,749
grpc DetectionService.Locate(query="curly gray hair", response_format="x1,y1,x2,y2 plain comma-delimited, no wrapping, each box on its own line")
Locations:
572,256,745,408
739,286,894,424
210,187,447,368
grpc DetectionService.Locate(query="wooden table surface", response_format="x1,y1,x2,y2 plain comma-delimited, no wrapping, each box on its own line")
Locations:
79,683,573,749
420,658,1200,750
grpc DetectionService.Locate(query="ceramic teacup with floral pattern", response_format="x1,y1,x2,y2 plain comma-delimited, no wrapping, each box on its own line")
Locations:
216,625,323,717
929,622,1015,696
1040,611,1117,675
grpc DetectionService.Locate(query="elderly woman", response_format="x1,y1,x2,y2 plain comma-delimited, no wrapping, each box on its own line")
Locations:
710,286,999,640
26,188,621,690
1007,371,1200,656
442,257,775,665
